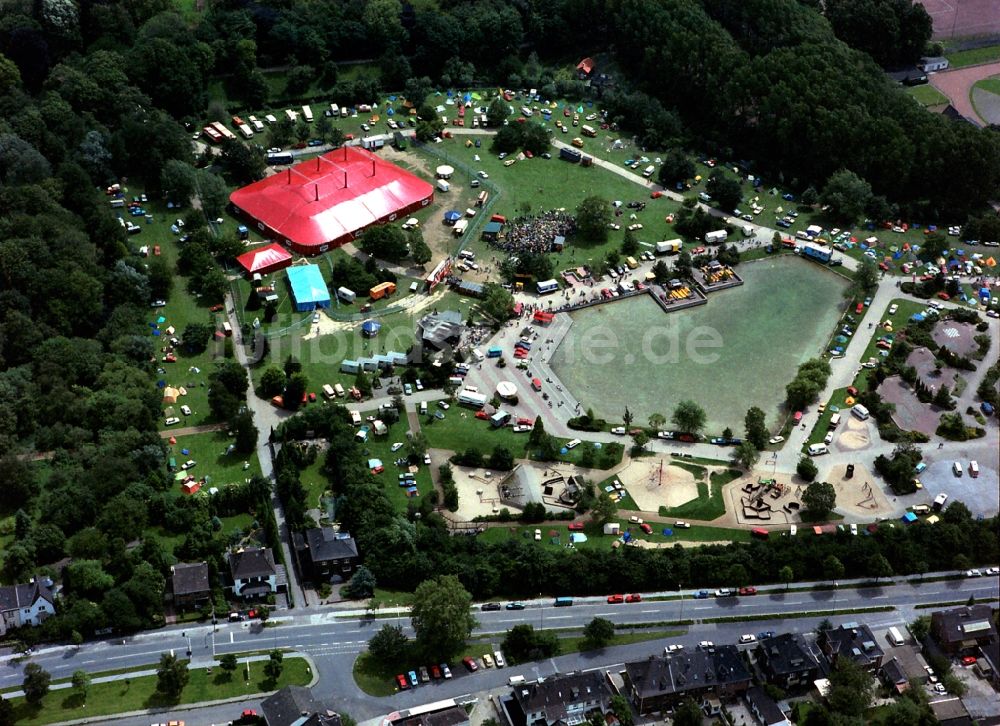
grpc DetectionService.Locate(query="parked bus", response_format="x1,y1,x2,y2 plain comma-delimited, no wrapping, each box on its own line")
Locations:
476,191,489,207
554,597,574,607
536,279,559,295
301,105,314,122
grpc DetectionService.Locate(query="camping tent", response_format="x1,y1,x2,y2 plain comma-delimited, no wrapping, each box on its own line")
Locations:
361,320,381,337
162,386,179,403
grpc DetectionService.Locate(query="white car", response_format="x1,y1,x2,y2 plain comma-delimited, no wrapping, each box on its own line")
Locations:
610,426,625,435
985,566,999,575
888,303,898,315
738,634,757,644
180,405,192,416
769,435,785,444
164,417,181,426
424,453,432,465
824,432,834,444
313,312,320,323
850,523,858,535
493,651,505,668
699,640,715,649
534,529,542,541
665,644,684,652
478,170,489,178
438,401,450,410
390,442,404,452
674,521,691,529
181,459,197,470
966,569,982,577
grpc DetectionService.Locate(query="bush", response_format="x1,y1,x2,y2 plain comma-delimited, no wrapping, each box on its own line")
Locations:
796,456,818,482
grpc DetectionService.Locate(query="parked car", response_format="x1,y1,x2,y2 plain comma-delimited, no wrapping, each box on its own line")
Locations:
482,653,494,668
395,674,409,690
441,663,452,679
494,651,505,668
462,657,478,672
625,594,642,603
567,522,585,531
607,594,624,604
738,586,757,596
431,664,442,679
699,640,715,649
714,589,734,597
739,634,757,644
693,590,710,599
506,602,526,610
481,602,501,611
408,671,418,687
419,666,430,683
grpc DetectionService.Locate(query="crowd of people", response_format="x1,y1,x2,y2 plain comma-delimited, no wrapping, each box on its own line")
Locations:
488,210,577,255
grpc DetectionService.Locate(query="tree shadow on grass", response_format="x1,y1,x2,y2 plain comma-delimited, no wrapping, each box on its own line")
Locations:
60,692,86,710
144,690,181,709
213,671,234,686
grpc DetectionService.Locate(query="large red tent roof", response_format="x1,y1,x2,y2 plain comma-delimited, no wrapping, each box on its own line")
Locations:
230,147,434,254
236,242,293,275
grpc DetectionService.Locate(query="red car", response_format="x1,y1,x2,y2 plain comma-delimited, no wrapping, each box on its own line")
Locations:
738,586,757,596
855,302,864,314
563,108,571,117
792,411,803,423
625,594,642,603
431,664,442,679
846,386,858,396
567,522,585,531
396,674,409,689
937,291,950,300
210,304,224,312
650,191,663,199
640,522,652,534
878,262,889,271
462,656,479,672
308,392,317,403
961,656,977,665
692,246,706,254
607,594,624,604
475,410,489,420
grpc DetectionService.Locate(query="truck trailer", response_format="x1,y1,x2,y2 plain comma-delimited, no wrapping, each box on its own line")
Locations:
801,241,834,264
559,147,582,163
656,239,683,255
705,229,728,244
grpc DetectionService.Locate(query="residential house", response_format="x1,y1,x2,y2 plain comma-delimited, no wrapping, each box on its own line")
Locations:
744,686,791,726
0,577,56,636
505,671,612,726
228,547,286,600
293,528,359,585
623,647,752,715
930,605,998,654
171,562,211,609
754,633,821,690
879,645,930,693
261,685,341,726
817,624,884,673
929,698,973,726
393,706,469,726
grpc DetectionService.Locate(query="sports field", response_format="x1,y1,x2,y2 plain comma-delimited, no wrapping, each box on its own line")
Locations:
549,257,847,432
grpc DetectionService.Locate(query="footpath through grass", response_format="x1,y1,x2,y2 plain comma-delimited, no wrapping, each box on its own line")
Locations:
6,656,312,726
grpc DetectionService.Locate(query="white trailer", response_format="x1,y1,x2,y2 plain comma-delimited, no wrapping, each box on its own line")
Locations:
337,286,356,303
361,135,385,150
301,105,314,122
249,115,265,132
452,218,468,236
656,239,683,255
705,229,728,244
238,123,254,139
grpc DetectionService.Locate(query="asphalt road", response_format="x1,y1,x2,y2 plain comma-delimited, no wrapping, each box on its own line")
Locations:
3,573,995,724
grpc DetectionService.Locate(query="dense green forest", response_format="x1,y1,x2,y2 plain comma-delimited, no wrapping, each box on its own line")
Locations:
0,0,998,632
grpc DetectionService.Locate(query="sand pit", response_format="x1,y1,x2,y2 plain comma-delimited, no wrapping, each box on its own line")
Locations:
836,416,872,451
615,457,702,511
823,463,896,520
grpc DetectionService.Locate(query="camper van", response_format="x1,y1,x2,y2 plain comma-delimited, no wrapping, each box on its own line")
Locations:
643,165,655,178
887,627,906,646
334,383,345,398
851,404,870,421
969,460,979,478
420,401,427,415
828,413,841,428
566,439,581,450
933,492,948,510
437,179,450,193
322,384,336,400
807,443,828,456
350,410,362,426
952,461,962,477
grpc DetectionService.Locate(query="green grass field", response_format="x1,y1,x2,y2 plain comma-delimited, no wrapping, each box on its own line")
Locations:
477,517,749,550
420,403,623,467
658,468,739,520
946,44,1000,69
354,413,434,513
165,429,261,487
974,76,1000,95
906,84,949,107
6,655,311,726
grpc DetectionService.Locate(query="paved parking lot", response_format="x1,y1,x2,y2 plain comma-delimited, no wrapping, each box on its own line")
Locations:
913,459,999,517
951,664,999,719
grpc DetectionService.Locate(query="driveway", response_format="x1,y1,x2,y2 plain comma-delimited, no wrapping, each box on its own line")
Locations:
929,62,1000,125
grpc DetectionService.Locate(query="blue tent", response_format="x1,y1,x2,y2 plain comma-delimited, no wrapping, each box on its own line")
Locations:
901,512,918,524
361,320,382,337
662,528,674,536
911,313,925,322
386,107,394,116
287,265,331,311
443,210,462,223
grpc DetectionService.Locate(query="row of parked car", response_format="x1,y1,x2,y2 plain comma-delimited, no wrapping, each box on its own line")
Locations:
396,651,509,689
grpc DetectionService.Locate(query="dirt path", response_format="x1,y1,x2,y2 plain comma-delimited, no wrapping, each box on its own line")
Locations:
929,61,1000,125
159,422,227,438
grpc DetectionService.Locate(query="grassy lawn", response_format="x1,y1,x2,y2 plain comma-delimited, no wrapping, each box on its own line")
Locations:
478,518,749,549
659,468,739,520
7,656,311,726
669,461,707,480
354,414,434,514
946,44,1000,68
974,76,1000,96
906,84,949,106
298,457,331,512
165,429,261,488
421,402,623,468
150,512,255,557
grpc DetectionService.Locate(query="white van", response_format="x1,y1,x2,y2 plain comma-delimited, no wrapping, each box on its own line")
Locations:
566,439,582,450
472,348,485,362
322,384,336,400
887,626,905,646
851,404,870,421
807,443,828,456
952,461,962,477
420,401,428,415
436,179,450,193
334,383,345,398
507,675,526,686
969,461,979,478
350,410,362,426
828,413,841,428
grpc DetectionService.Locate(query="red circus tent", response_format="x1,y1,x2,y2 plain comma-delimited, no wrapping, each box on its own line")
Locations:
236,243,293,276
229,147,434,255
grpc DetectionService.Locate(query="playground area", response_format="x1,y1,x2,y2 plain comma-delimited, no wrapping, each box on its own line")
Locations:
823,463,896,520
615,456,703,511
448,460,605,521
549,257,848,430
